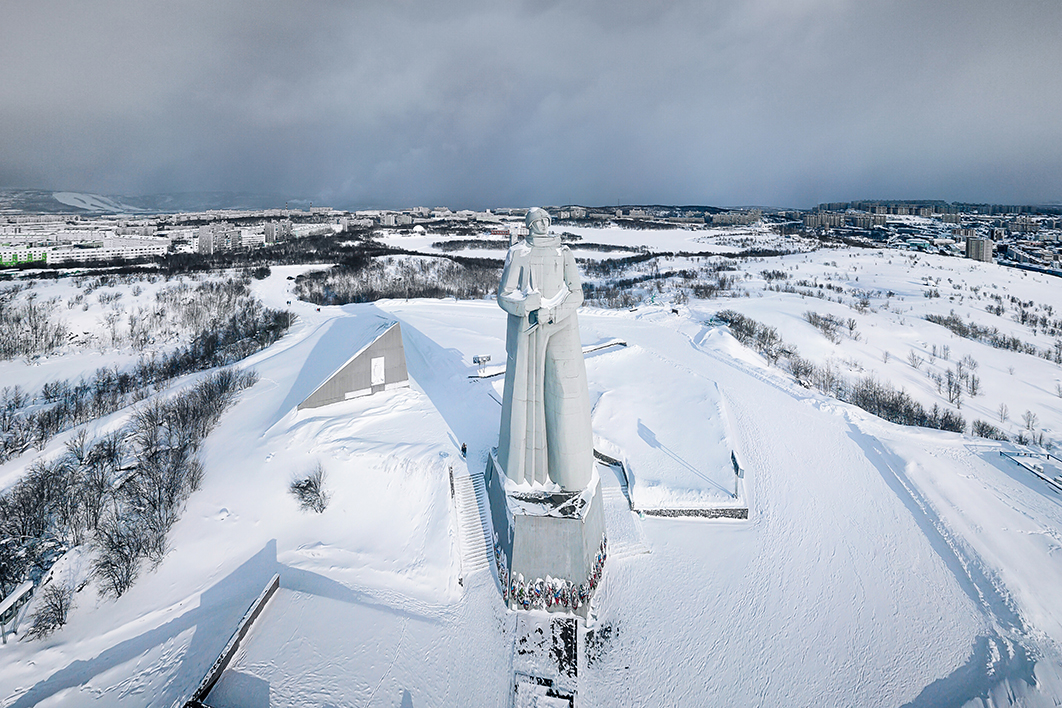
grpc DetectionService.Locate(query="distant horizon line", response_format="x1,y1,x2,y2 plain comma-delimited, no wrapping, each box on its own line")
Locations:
2,187,1060,215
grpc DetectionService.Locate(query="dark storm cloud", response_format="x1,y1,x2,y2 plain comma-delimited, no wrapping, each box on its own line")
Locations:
2,0,1060,208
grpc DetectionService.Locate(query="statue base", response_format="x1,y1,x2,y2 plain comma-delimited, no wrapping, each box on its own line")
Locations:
486,452,607,617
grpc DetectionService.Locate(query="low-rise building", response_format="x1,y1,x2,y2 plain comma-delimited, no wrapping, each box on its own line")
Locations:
0,245,51,265
49,237,171,264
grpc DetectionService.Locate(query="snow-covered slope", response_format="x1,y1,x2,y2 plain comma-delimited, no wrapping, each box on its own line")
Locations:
2,242,1061,706
51,193,142,213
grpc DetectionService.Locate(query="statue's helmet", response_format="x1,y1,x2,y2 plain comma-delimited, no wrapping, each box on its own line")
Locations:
525,207,551,231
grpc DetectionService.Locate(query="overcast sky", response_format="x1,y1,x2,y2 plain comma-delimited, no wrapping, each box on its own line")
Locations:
2,0,1060,209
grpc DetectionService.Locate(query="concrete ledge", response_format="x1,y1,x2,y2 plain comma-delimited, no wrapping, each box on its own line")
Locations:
639,506,748,519
184,573,280,708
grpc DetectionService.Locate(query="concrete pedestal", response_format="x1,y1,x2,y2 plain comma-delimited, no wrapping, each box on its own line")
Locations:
486,452,607,616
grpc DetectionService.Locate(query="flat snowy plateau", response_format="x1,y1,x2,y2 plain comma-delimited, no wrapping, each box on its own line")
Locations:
2,237,1062,707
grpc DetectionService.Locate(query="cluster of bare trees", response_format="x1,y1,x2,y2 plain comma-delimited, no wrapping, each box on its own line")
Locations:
715,310,785,363
96,276,288,354
294,255,502,305
716,310,966,433
582,258,740,308
0,297,290,465
3,275,292,365
993,297,1061,337
0,285,69,360
926,310,1062,364
582,267,700,308
845,376,965,432
973,407,1052,448
0,368,258,622
803,311,859,344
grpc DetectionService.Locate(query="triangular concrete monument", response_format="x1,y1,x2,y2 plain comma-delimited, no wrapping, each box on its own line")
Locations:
298,321,409,410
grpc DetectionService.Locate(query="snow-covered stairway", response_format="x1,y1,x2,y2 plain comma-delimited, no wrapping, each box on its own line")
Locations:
453,472,494,577
599,477,650,561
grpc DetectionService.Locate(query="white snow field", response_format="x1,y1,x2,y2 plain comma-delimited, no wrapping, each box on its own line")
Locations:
1,239,1062,706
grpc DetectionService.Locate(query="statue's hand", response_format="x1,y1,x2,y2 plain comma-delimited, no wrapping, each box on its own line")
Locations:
523,291,541,312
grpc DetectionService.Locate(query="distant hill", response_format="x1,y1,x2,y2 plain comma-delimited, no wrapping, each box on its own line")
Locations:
0,189,315,214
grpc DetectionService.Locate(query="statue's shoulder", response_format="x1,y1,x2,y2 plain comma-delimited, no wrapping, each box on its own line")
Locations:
508,241,533,257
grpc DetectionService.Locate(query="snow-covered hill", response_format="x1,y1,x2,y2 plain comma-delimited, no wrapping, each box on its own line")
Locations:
51,193,142,214
1,236,1061,706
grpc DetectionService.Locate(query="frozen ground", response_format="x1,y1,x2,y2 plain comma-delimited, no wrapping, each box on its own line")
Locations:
375,221,793,261
1,235,1062,706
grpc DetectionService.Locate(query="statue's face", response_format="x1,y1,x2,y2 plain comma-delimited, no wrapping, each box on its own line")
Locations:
529,215,550,235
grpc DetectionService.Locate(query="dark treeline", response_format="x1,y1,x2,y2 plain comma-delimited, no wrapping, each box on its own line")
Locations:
294,254,501,305
431,239,511,252
431,238,637,254
569,242,641,253
155,227,395,275
716,310,966,433
582,252,660,278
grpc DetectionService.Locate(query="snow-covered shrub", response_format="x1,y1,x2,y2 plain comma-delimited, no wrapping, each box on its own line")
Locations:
290,463,331,513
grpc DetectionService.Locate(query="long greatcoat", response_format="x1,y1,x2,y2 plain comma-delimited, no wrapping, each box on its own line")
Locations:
496,236,593,490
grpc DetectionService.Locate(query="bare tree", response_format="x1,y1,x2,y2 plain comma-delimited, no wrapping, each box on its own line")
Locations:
92,514,145,598
945,369,963,407
998,402,1009,425
1022,410,1039,432
907,351,922,369
25,582,74,639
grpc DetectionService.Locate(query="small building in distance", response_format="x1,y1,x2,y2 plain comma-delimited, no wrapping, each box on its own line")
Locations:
966,237,994,262
298,320,409,410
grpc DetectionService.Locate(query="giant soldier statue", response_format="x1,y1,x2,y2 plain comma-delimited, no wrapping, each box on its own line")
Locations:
496,207,594,490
